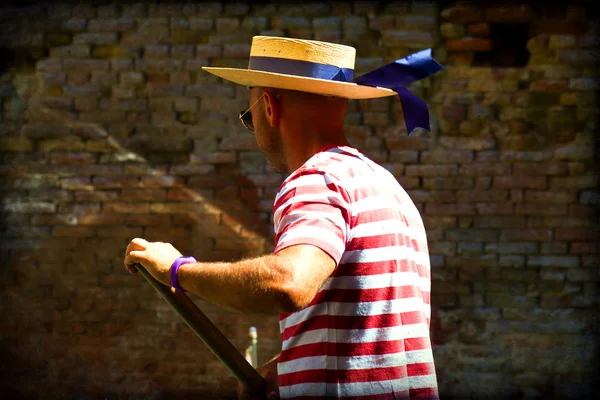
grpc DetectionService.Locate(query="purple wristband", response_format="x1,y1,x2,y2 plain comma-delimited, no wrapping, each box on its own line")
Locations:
170,256,196,292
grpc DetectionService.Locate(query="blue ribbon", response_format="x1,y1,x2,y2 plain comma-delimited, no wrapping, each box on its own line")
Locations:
249,56,355,82
248,49,444,135
352,49,444,135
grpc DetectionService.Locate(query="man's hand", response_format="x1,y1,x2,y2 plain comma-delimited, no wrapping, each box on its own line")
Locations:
124,238,183,286
238,356,279,400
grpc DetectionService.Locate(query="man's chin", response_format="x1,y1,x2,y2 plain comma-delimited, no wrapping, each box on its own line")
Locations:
267,162,287,174
265,157,287,174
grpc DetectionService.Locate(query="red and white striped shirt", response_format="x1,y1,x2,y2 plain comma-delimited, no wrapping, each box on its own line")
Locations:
273,146,438,399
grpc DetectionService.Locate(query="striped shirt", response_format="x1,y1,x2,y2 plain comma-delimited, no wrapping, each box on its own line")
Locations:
273,146,438,399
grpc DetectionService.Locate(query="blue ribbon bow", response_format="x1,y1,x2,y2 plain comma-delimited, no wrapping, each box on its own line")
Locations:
248,49,444,135
352,49,444,135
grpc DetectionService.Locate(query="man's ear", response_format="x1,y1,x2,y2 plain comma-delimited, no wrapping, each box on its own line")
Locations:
262,90,281,128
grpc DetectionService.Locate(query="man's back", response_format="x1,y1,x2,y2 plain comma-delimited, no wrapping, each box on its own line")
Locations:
273,146,438,399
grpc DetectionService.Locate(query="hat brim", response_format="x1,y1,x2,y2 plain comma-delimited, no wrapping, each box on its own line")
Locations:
202,67,397,100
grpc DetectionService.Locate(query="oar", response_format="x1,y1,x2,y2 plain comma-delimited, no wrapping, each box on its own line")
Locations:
134,263,267,392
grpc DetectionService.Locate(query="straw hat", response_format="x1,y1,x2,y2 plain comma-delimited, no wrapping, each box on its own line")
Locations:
202,36,397,99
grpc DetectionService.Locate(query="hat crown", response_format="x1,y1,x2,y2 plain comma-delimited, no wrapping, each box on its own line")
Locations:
249,36,356,70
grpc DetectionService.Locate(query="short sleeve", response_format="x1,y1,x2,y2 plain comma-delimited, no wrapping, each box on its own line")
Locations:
273,169,350,266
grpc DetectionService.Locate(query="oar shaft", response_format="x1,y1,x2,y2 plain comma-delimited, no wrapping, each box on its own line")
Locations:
134,264,266,392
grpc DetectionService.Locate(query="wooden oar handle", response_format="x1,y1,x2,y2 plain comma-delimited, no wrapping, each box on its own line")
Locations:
133,263,267,392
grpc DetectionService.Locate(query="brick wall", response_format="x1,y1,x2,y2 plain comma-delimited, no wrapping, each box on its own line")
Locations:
0,1,598,399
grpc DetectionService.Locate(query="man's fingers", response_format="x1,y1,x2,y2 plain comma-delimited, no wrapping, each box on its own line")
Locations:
125,238,148,254
131,237,148,247
124,251,146,273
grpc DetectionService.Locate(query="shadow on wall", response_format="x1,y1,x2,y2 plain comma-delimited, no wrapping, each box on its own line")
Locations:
0,47,282,398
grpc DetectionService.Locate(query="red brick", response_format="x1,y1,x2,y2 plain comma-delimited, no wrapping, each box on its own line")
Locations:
166,188,201,201
501,151,552,162
380,30,434,46
581,256,600,268
394,177,420,189
384,135,429,150
475,203,514,215
388,151,419,164
149,203,198,214
220,136,259,151
579,191,600,205
188,175,237,188
121,189,167,201
484,5,535,23
239,174,284,188
494,176,547,190
97,226,143,238
405,165,457,177
570,242,600,254
556,228,599,241
528,255,579,268
126,215,172,226
550,176,598,190
139,176,181,188
459,163,510,176
455,190,508,203
442,105,466,121
421,149,473,165
516,204,568,216
59,203,101,214
408,190,455,203
53,226,95,237
569,205,597,218
467,22,490,37
190,152,236,164
50,152,96,165
530,80,569,92
78,215,125,225
422,177,475,191
169,164,215,176
215,186,239,198
441,6,483,23
447,254,497,269
61,177,93,190
535,21,589,36
500,229,553,242
486,242,538,254
446,229,499,242
4,201,56,213
425,204,475,216
446,38,493,52
440,136,496,150
31,214,77,226
75,190,119,202
513,162,568,176
509,189,523,203
472,216,525,228
104,202,151,214
93,176,139,189
566,268,598,283
524,190,577,204
541,242,568,255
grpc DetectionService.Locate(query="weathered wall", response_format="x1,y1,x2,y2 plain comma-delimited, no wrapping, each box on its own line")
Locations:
0,1,598,399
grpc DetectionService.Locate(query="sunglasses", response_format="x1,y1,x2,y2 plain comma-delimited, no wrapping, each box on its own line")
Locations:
239,92,264,132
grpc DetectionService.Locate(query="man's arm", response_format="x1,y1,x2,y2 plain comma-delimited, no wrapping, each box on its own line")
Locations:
178,244,335,314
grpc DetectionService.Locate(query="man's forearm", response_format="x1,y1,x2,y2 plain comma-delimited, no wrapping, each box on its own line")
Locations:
177,254,295,314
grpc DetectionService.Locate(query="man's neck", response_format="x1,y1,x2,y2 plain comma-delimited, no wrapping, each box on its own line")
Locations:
282,126,350,173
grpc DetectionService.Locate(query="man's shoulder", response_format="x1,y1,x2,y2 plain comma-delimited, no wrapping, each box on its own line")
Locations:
280,146,398,197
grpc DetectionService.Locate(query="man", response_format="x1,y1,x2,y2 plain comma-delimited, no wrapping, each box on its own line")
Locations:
125,36,441,399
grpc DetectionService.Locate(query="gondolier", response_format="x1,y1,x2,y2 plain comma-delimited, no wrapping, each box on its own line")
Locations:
125,36,442,399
